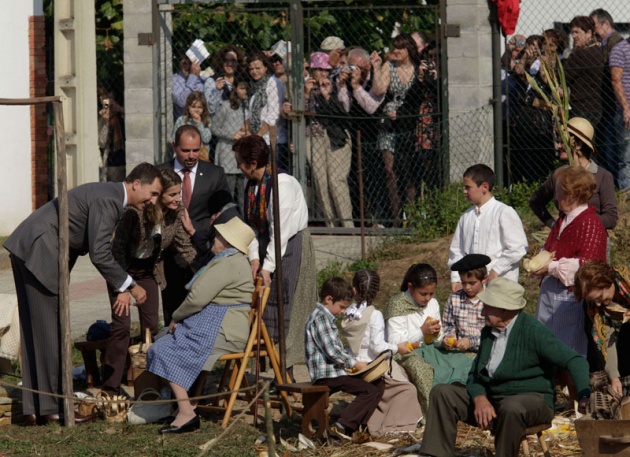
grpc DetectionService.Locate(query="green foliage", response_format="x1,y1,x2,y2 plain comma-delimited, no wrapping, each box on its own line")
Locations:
317,259,346,290
347,258,377,272
405,181,544,241
404,182,470,240
172,0,436,69
96,0,124,102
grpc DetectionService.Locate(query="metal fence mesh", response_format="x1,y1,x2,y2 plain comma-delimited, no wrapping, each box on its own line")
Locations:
503,1,630,188
158,3,444,234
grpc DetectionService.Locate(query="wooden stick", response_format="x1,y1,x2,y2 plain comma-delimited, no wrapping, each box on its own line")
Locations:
0,96,62,105
54,102,74,427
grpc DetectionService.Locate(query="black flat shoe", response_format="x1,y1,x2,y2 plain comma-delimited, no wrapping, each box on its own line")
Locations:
158,415,200,435
155,415,175,425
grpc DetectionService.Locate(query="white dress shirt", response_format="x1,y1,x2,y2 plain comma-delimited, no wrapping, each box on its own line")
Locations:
387,297,443,346
486,312,519,378
248,173,308,273
174,159,199,191
448,197,527,283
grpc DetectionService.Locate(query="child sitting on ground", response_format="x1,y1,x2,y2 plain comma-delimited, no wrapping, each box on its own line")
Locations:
448,164,527,293
385,263,472,413
442,254,491,353
341,269,422,434
305,277,384,441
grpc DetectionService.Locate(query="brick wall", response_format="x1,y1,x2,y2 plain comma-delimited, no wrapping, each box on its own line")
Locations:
29,15,48,209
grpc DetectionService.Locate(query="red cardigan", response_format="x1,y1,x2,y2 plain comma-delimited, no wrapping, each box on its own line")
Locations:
544,206,607,264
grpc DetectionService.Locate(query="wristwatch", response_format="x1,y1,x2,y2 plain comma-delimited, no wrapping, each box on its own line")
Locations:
126,280,137,291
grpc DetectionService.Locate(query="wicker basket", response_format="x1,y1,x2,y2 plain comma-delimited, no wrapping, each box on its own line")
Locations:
95,391,128,423
128,328,152,383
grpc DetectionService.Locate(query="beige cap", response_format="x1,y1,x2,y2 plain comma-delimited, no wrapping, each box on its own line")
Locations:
214,217,255,255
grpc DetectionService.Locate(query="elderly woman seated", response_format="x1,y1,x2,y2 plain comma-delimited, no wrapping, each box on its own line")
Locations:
146,217,255,434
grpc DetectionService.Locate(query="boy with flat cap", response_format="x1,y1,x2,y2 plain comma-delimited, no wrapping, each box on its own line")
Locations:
418,278,591,457
442,254,491,353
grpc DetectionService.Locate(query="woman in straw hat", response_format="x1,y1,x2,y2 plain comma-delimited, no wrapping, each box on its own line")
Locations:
529,116,617,231
146,217,256,434
532,166,607,390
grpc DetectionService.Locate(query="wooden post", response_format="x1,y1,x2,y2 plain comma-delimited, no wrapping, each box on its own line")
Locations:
0,97,73,426
54,102,74,426
268,126,286,382
357,130,366,261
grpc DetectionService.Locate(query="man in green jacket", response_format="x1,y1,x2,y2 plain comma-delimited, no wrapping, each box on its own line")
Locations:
418,278,591,457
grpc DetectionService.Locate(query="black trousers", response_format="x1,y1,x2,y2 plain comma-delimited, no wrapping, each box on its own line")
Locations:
11,255,62,416
420,384,554,457
315,375,384,432
102,272,159,393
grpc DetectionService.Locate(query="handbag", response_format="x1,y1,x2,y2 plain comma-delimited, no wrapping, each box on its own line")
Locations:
127,387,173,425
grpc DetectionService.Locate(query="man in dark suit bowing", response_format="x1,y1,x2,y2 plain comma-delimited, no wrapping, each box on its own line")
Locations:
159,125,229,325
4,163,163,425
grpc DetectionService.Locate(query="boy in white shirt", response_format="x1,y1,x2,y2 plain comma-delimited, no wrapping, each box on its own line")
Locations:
448,164,527,293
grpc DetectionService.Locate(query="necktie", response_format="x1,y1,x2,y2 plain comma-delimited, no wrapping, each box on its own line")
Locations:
182,168,192,209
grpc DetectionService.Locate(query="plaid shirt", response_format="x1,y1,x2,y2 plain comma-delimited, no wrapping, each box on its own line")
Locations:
442,290,485,350
305,303,355,382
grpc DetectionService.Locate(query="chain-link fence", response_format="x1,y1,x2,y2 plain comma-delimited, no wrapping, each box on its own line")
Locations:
503,1,630,188
157,2,445,232
96,0,126,182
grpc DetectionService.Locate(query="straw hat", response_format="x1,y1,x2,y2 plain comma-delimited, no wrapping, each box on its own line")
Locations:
477,278,526,311
347,350,391,383
320,36,345,51
214,217,255,255
567,117,594,152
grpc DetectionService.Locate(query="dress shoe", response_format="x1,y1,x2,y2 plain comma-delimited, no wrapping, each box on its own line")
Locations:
158,415,200,435
25,414,38,426
41,412,97,425
155,415,175,425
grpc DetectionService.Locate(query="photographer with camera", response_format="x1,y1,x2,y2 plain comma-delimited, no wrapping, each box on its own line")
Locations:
298,51,353,228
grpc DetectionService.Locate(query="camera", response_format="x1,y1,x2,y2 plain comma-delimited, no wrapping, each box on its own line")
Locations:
344,65,357,71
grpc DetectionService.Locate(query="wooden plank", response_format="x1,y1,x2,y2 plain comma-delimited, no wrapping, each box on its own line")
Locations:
277,382,329,394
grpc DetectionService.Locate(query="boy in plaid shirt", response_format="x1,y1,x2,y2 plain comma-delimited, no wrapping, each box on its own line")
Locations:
305,277,384,441
442,254,490,352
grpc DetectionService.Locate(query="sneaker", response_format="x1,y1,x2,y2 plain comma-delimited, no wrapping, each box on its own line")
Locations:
326,424,352,442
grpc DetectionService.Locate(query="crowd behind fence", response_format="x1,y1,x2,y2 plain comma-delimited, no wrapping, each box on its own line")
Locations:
91,1,630,240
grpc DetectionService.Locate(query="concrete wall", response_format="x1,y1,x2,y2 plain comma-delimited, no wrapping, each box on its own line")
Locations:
0,2,42,235
446,0,495,180
124,0,157,168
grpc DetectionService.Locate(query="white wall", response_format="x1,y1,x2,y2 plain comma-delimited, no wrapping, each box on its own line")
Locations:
0,2,42,235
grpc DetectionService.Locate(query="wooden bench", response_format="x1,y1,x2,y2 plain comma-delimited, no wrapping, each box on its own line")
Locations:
277,382,330,440
74,334,141,388
520,423,552,457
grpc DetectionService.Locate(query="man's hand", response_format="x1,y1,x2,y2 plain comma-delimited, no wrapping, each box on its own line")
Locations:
249,259,261,281
130,284,147,305
487,270,499,283
455,337,471,351
113,292,132,317
473,395,496,430
451,282,463,293
397,342,412,355
168,320,178,334
261,269,272,287
353,361,368,372
442,334,456,351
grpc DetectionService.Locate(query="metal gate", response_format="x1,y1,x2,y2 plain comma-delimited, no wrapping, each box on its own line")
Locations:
156,1,445,230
